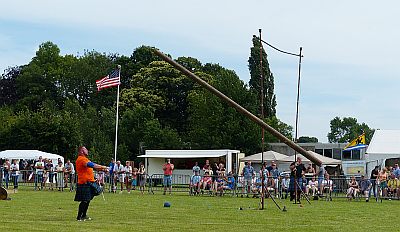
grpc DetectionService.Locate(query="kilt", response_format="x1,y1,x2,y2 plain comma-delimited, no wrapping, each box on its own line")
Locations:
74,183,94,202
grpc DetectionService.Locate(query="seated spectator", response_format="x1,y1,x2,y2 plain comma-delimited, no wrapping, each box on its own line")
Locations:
200,171,212,193
190,172,202,195
215,173,225,196
223,171,235,191
322,174,333,195
359,175,372,202
251,176,262,198
306,176,318,196
347,176,359,200
281,174,290,199
387,173,400,199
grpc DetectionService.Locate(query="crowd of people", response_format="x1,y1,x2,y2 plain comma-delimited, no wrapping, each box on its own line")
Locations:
1,156,76,191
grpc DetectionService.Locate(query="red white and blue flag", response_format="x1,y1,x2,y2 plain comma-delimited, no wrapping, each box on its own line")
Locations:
96,69,120,91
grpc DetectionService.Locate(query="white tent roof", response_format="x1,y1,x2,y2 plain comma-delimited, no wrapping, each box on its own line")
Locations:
240,151,288,162
280,151,342,165
366,129,400,158
138,149,240,158
0,150,64,163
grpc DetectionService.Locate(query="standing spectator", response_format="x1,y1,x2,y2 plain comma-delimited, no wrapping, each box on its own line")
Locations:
162,159,174,195
359,175,372,202
216,163,226,176
124,161,133,194
212,162,219,181
64,159,75,191
42,159,50,190
317,165,325,195
34,156,45,191
96,168,105,188
138,163,146,194
192,162,200,175
114,161,125,193
132,167,138,190
108,158,116,193
3,159,10,189
56,161,65,191
202,160,210,173
10,159,19,192
270,163,280,196
281,174,290,199
378,167,388,197
306,164,315,175
46,160,55,190
241,161,254,197
393,164,400,178
74,146,108,221
369,166,379,198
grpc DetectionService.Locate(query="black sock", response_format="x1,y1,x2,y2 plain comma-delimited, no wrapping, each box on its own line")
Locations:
82,201,90,218
77,201,86,220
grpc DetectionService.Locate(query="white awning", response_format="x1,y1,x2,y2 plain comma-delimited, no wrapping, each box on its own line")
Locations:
0,150,64,163
240,151,288,162
138,149,240,158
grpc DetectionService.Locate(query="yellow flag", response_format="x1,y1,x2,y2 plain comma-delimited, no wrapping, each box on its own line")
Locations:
343,133,366,150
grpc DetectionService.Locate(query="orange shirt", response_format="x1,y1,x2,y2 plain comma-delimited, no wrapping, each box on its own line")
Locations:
76,155,95,184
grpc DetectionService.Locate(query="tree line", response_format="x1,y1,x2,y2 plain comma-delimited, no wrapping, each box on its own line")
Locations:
0,40,295,163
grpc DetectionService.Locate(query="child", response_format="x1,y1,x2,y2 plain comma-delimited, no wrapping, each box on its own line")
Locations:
132,168,138,190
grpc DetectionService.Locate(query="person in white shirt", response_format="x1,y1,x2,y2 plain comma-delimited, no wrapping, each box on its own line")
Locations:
306,176,318,196
10,159,19,191
64,159,75,191
34,156,45,191
281,174,290,199
124,161,133,193
114,161,125,193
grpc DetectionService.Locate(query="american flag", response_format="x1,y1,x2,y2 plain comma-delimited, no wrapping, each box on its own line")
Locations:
96,69,121,91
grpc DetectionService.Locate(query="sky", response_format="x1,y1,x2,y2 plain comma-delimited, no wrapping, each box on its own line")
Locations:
1,0,399,142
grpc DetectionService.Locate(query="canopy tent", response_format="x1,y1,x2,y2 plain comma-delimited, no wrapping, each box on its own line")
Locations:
365,129,400,174
138,150,240,159
240,151,288,163
279,151,342,165
0,150,64,164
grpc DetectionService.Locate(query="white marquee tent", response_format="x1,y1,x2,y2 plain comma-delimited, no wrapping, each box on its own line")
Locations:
240,151,288,163
366,129,400,174
0,150,64,164
280,151,342,166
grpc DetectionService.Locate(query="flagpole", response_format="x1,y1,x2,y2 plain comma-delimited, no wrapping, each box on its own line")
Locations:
114,65,121,161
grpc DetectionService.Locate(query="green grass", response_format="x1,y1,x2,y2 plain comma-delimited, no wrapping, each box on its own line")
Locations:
0,188,398,232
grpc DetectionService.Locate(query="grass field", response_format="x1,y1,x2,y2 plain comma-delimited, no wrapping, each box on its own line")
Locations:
0,189,398,232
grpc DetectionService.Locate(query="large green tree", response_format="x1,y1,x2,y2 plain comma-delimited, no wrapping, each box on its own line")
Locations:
327,116,374,144
248,36,277,118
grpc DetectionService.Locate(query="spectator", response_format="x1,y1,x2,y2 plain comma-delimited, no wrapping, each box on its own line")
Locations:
359,175,372,202
43,159,53,190
162,159,174,195
378,167,388,197
124,161,132,194
306,164,315,175
34,156,45,191
64,159,75,191
55,161,65,191
306,176,318,197
131,167,138,190
369,166,379,198
393,164,400,179
317,165,325,195
192,162,200,175
202,160,210,172
211,162,219,182
138,163,146,194
200,171,212,193
10,159,19,192
347,176,359,200
215,173,225,196
108,158,116,193
216,163,226,176
281,174,290,199
387,173,400,199
114,161,125,194
270,163,280,196
224,171,236,191
3,159,10,189
96,167,105,188
322,174,333,198
241,161,255,197
190,171,201,195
